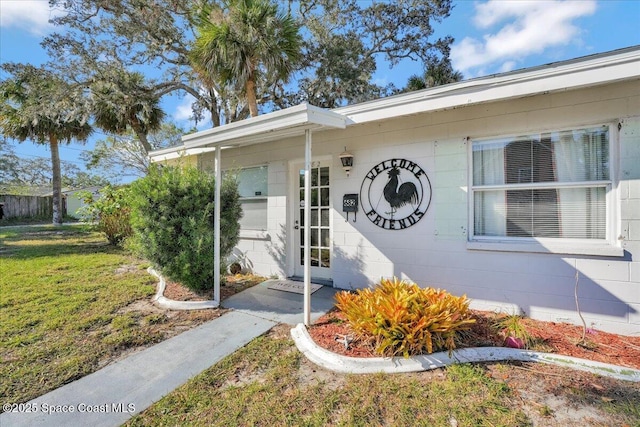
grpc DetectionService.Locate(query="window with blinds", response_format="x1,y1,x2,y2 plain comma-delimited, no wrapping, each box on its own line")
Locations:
472,126,610,240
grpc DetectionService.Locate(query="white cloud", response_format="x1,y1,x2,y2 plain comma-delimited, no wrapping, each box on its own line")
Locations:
499,61,517,73
451,0,597,76
0,0,59,36
174,95,196,122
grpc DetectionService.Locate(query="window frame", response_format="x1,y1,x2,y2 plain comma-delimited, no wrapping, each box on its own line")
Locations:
235,164,269,233
467,123,623,257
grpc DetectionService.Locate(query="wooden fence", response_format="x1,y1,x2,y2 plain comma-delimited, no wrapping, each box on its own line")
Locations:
0,195,66,219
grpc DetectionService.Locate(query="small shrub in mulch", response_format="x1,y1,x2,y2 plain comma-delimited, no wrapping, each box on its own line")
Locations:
335,277,476,358
310,308,640,370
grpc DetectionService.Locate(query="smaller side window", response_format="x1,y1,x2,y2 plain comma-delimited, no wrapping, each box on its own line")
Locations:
237,165,268,231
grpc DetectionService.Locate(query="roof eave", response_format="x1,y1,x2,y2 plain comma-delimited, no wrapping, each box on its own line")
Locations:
149,103,346,162
182,103,346,149
335,46,640,124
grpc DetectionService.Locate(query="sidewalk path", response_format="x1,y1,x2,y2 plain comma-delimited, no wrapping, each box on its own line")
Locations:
1,282,337,427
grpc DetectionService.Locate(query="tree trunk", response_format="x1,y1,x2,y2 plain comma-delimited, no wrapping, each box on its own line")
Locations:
209,88,221,127
135,129,153,154
130,117,153,153
50,135,63,226
246,77,258,117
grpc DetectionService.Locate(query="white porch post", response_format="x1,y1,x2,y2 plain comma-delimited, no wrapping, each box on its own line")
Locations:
303,129,312,326
214,146,221,303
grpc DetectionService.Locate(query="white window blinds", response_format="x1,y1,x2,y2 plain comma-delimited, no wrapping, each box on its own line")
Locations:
472,126,609,239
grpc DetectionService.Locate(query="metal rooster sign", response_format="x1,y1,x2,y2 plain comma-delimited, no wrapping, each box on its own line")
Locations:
360,159,432,230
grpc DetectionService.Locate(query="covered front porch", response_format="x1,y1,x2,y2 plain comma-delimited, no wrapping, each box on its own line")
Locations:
150,103,346,325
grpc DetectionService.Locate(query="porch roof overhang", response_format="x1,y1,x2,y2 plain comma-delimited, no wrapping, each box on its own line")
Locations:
150,103,346,162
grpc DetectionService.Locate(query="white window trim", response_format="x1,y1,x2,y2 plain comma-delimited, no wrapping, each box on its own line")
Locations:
467,122,623,257
234,164,269,233
239,229,270,240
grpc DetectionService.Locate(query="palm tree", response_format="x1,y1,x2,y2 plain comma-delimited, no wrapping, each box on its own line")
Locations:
403,57,463,92
190,0,302,117
0,64,93,225
90,70,165,153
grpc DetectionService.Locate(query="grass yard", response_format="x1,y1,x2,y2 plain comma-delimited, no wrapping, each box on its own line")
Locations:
126,326,639,427
2,225,639,425
0,224,159,406
126,331,523,427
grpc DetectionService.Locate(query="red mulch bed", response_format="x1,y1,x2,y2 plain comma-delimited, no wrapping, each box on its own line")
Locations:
163,274,264,302
308,310,640,370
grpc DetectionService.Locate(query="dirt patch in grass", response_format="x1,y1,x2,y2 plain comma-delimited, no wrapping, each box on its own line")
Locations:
486,362,640,426
101,274,266,367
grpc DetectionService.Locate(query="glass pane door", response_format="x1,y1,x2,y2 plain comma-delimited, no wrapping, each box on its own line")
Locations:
298,164,331,273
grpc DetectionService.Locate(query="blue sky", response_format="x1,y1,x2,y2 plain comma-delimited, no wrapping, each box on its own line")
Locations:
1,0,639,183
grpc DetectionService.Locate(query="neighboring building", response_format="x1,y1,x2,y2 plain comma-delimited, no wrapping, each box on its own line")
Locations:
63,187,102,219
151,46,640,335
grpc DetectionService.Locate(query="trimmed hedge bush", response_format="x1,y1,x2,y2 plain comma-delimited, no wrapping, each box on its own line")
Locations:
129,164,241,292
335,277,476,358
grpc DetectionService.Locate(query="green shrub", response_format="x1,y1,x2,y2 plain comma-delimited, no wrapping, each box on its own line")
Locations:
335,277,476,358
128,164,241,292
78,186,133,246
492,313,535,349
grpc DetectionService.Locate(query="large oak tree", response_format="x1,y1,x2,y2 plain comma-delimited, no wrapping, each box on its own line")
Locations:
46,0,456,125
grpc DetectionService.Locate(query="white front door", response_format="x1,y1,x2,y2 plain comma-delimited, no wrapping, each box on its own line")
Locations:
293,161,332,280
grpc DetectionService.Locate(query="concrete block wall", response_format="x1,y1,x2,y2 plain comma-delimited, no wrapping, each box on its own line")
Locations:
619,116,640,328
328,80,640,335
197,79,639,335
200,140,298,279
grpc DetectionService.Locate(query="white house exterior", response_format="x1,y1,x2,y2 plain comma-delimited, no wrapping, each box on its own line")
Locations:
151,47,640,335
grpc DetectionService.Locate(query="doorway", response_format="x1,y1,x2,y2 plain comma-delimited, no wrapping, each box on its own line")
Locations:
292,161,332,281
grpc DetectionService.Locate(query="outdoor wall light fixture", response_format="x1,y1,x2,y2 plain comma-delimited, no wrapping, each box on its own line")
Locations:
339,148,354,177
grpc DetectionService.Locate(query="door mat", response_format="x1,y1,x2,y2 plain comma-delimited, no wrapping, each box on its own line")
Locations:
266,280,322,295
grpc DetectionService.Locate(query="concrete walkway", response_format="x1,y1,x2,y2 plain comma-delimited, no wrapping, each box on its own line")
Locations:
1,282,337,427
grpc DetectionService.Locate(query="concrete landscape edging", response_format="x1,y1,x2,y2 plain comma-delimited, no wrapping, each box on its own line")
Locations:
291,323,640,382
148,267,219,310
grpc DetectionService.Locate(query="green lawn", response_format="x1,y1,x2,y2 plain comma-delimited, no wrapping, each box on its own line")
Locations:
126,333,531,426
125,330,640,427
0,224,157,405
2,225,638,426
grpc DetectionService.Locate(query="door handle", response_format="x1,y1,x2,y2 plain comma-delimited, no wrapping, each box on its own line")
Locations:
294,220,299,230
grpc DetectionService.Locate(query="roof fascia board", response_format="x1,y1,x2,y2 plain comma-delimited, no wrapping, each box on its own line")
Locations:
149,104,345,161
182,103,345,149
335,47,640,124
150,147,217,163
